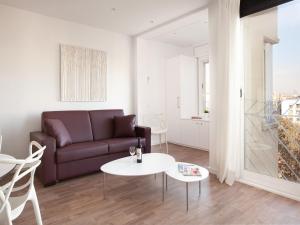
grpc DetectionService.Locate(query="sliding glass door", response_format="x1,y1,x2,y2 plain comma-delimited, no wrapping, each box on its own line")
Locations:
243,0,300,195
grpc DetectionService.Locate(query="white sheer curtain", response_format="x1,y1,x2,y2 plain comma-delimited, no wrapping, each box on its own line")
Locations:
209,0,242,185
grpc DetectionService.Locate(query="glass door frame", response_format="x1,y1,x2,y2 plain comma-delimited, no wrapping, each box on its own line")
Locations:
239,10,300,201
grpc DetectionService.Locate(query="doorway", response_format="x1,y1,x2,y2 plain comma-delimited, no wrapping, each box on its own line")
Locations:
135,8,210,154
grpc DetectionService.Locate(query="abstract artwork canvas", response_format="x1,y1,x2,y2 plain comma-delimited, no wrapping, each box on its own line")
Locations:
60,44,107,102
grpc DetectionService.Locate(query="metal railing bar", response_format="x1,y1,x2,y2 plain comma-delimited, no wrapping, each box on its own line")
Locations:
246,114,300,178
278,154,300,181
246,113,300,166
263,122,300,179
245,117,279,172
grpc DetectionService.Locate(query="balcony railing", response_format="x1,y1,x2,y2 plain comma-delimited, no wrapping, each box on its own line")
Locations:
245,98,300,183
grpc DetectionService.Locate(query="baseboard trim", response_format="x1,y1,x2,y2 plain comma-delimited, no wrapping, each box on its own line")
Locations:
238,177,300,202
167,141,209,151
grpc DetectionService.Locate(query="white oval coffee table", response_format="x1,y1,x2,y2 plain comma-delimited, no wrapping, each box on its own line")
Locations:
101,153,175,201
166,162,209,211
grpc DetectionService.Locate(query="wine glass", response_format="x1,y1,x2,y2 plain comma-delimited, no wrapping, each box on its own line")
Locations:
129,146,136,160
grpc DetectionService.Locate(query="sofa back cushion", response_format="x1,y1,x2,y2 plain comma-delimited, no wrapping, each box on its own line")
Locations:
89,109,124,141
42,111,93,144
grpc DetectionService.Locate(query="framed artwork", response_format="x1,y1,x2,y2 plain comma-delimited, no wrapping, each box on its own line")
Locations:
60,44,107,102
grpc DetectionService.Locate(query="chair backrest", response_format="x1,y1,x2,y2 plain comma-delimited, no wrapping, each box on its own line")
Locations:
142,113,167,130
0,141,45,213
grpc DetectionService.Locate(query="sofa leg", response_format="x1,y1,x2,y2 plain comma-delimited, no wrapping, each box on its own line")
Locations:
42,180,57,187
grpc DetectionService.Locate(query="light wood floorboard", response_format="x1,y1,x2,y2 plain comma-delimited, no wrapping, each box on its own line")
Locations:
11,144,300,225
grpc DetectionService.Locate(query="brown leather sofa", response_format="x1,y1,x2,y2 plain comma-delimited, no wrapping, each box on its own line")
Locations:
30,110,151,186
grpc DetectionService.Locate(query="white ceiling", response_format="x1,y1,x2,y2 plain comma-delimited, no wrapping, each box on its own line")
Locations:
154,21,208,47
151,9,208,47
0,0,211,36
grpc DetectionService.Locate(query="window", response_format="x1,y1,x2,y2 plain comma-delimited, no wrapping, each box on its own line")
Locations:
204,62,210,113
195,57,209,117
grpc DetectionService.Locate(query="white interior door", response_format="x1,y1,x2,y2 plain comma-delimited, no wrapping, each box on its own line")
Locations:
180,55,198,119
166,57,181,143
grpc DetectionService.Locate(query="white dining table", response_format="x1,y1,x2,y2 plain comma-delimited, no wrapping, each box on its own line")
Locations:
0,154,16,177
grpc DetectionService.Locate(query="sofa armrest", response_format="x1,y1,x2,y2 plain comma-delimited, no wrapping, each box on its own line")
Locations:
30,131,57,186
135,126,151,153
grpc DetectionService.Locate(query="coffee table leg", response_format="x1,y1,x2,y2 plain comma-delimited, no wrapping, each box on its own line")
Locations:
166,174,168,192
199,181,201,198
162,172,165,202
103,172,106,199
186,182,189,212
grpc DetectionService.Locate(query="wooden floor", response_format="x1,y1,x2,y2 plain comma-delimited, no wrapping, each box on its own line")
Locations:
12,144,300,225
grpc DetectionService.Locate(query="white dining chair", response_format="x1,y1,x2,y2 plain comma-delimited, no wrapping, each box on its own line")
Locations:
0,141,45,225
142,114,169,153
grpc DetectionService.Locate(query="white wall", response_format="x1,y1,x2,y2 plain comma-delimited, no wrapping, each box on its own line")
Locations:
0,5,134,157
136,38,193,144
194,45,209,59
136,38,192,119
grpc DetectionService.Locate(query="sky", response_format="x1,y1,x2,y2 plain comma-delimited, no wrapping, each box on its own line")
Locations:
273,0,300,95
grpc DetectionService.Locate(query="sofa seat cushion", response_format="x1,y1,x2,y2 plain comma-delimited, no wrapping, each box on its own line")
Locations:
57,141,109,163
104,138,146,153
